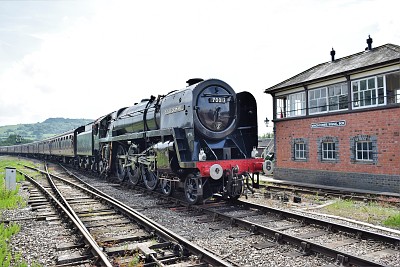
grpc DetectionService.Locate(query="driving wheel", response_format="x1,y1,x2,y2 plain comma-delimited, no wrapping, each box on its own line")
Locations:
141,164,158,190
160,179,173,196
184,174,203,204
115,144,127,183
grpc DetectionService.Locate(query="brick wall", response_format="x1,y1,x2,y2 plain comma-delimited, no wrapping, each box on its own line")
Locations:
274,167,400,193
275,107,400,176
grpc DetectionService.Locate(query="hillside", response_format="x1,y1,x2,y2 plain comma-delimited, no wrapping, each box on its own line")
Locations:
0,118,93,145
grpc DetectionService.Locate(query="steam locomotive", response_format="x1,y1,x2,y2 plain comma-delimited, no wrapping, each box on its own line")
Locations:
0,78,264,204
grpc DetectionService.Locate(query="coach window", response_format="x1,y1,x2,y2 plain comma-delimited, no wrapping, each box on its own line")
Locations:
350,135,377,164
291,138,308,161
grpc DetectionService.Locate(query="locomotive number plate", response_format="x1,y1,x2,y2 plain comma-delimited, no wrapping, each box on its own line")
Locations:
209,97,226,103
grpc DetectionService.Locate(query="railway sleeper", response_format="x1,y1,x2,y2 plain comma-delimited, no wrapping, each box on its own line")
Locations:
105,240,157,256
84,218,131,228
56,242,86,251
56,251,92,265
96,232,149,244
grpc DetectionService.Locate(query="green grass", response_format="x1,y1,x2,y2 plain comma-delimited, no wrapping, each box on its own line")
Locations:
0,157,35,209
383,213,400,228
0,156,41,266
322,199,400,229
0,223,20,267
0,222,41,267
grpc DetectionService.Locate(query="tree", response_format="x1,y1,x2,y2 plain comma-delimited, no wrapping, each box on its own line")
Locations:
259,132,274,139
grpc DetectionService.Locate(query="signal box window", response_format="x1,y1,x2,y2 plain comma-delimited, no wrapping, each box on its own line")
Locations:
288,92,306,117
309,83,348,114
309,87,327,114
385,71,400,104
291,138,308,161
350,135,377,164
295,143,306,159
352,76,385,108
322,142,336,160
318,136,339,163
276,97,286,118
276,92,306,119
356,141,373,161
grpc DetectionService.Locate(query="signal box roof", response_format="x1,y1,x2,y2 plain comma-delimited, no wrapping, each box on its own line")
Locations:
264,43,400,94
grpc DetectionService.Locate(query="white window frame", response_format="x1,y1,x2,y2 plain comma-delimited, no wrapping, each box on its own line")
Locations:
295,142,306,159
355,141,373,161
352,76,386,109
287,92,305,117
309,82,348,114
309,87,328,114
276,97,286,118
322,142,336,160
328,83,349,111
396,89,400,103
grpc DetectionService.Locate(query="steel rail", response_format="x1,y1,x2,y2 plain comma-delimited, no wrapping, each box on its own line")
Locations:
59,164,400,266
194,202,390,267
28,164,233,267
17,169,113,267
259,180,400,204
234,200,400,246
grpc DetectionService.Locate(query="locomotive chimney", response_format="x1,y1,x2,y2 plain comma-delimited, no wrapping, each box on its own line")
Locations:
330,48,336,62
186,78,204,86
366,35,373,50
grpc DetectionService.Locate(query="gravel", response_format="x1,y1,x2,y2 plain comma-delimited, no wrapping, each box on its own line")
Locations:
2,166,399,267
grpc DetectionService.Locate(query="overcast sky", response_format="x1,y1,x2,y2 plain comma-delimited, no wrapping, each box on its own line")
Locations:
0,0,399,135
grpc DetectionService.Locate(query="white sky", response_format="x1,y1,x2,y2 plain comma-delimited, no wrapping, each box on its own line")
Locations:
0,0,399,135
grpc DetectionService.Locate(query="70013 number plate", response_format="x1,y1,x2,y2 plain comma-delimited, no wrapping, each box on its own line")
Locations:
208,97,226,103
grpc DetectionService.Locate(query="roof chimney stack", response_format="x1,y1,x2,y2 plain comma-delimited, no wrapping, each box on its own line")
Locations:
330,48,336,62
366,35,373,50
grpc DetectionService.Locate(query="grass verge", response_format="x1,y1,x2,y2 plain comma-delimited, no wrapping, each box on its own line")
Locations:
322,199,400,229
0,157,35,209
0,156,41,266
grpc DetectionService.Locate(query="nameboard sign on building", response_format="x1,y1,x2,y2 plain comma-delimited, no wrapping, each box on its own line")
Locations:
311,120,346,129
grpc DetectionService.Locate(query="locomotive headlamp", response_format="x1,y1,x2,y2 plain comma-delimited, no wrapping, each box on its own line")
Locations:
251,147,259,158
198,149,206,161
210,164,223,180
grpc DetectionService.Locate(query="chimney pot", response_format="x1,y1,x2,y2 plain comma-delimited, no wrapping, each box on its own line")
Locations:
366,35,373,50
330,48,336,62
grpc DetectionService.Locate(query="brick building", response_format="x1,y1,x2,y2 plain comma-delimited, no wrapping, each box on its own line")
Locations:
264,37,400,193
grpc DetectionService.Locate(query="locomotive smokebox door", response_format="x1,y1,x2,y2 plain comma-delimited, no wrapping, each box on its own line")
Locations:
5,167,17,191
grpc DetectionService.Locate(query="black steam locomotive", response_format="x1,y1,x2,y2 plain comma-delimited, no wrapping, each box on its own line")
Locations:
1,78,264,204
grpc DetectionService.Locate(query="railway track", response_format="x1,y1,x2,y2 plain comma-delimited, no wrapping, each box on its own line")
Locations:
257,178,400,206
54,163,400,267
194,200,400,266
20,164,231,266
